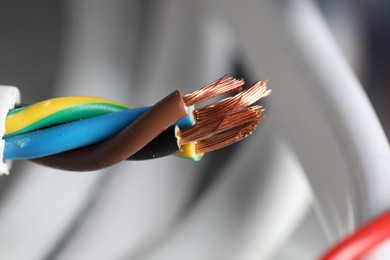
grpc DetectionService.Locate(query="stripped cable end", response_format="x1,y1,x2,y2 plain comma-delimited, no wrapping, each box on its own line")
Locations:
10,75,269,170
193,80,271,122
175,112,263,160
195,120,260,154
179,105,264,144
182,75,244,106
178,76,270,156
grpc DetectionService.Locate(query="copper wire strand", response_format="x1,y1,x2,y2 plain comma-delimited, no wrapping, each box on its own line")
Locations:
194,80,270,121
194,80,271,122
181,94,244,144
179,106,264,144
182,75,244,106
195,120,259,154
213,94,243,134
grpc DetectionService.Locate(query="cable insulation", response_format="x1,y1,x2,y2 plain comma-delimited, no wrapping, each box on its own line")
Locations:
5,108,196,160
320,210,390,260
3,75,270,170
31,90,187,171
127,126,180,160
4,107,149,159
6,96,129,136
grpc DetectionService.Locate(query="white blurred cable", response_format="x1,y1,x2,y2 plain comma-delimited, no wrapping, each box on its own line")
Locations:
55,159,200,260
0,86,20,175
0,1,140,259
366,238,390,260
234,134,313,260
56,0,136,101
0,165,103,260
216,0,390,242
141,122,312,260
54,0,217,259
0,1,237,259
273,208,328,260
136,0,237,103
320,1,366,76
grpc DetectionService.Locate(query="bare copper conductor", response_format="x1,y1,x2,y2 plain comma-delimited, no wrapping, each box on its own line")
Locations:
182,75,244,106
178,76,270,154
179,106,264,144
194,80,271,122
195,121,259,154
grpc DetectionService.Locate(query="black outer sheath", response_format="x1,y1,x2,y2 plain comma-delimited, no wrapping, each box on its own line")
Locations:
128,126,180,160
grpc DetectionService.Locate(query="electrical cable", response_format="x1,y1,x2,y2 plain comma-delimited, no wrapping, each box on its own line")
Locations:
4,105,195,160
5,96,129,136
320,210,390,260
31,90,187,171
2,75,271,171
4,107,149,159
128,125,180,160
4,102,263,161
6,97,195,138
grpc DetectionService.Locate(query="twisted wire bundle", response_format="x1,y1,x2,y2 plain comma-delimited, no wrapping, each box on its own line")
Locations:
3,76,271,171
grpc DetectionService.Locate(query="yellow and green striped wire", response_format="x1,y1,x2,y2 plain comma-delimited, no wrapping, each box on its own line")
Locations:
5,96,129,137
4,96,203,160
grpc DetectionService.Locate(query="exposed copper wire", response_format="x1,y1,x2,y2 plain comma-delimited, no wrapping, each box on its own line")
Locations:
179,106,264,144
182,75,244,106
213,94,243,133
195,121,259,154
194,80,271,122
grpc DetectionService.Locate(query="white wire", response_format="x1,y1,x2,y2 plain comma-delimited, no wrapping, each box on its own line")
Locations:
216,0,390,242
0,86,20,174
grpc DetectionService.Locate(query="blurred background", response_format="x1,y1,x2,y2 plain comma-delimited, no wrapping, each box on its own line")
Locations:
0,0,389,259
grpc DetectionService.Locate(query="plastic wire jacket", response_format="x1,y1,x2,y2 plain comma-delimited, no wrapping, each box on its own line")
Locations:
320,210,390,260
127,126,204,161
128,125,180,160
0,86,20,174
4,107,194,160
5,96,129,136
31,90,187,171
4,107,149,160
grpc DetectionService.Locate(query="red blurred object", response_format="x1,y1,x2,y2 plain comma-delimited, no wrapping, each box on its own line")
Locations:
320,210,390,260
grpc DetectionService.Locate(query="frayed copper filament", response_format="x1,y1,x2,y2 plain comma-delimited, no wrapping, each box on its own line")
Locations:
194,80,271,122
179,106,264,144
180,75,270,154
195,121,259,154
182,75,244,106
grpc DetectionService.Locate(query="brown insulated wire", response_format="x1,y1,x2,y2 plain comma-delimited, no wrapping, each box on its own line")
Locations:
32,90,187,171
